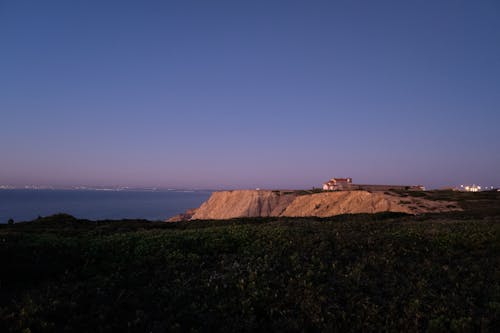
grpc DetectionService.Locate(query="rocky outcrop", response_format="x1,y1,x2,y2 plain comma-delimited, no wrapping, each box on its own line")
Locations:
167,208,198,222
281,191,458,217
190,190,296,220
169,190,461,221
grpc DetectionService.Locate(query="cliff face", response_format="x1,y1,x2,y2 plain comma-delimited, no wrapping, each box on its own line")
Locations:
281,191,456,217
169,190,461,221
190,190,296,220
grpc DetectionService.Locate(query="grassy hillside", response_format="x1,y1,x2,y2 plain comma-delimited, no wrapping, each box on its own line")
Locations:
1,192,499,332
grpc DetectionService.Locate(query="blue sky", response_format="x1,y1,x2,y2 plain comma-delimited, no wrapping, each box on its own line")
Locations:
1,0,499,189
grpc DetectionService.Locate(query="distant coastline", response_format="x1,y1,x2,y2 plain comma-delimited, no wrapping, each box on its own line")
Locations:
0,185,214,192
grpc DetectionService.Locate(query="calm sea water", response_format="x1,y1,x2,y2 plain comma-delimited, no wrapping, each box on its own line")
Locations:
0,190,211,223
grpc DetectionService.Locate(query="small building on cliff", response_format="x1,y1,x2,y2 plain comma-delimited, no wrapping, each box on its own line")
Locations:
323,178,353,191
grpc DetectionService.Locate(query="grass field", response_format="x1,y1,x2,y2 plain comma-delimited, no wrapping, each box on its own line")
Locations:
1,191,499,332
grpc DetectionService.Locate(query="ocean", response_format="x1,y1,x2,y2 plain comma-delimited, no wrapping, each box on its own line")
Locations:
0,189,212,223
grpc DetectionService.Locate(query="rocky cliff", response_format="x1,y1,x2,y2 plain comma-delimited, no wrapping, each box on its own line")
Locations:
281,191,456,217
190,190,296,220
168,190,461,221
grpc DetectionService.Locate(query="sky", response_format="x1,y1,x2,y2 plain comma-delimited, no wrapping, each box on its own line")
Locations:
1,0,499,189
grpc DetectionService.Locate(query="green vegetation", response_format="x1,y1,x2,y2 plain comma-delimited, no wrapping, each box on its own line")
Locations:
1,192,499,332
272,189,326,196
395,190,500,217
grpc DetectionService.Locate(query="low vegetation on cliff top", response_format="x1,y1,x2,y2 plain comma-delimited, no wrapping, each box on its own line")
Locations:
1,191,499,332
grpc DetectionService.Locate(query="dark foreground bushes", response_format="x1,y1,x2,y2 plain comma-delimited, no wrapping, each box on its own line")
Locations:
1,214,499,332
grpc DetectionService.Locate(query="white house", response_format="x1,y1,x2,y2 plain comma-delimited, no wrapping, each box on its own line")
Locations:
323,178,353,191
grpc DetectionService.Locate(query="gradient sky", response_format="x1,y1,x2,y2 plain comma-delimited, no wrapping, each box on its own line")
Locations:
1,0,499,189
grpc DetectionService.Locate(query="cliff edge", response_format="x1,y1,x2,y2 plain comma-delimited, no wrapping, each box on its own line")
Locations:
190,190,296,220
168,190,461,221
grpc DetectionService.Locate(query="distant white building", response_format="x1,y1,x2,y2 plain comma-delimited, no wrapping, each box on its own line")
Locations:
323,178,352,191
460,184,482,192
